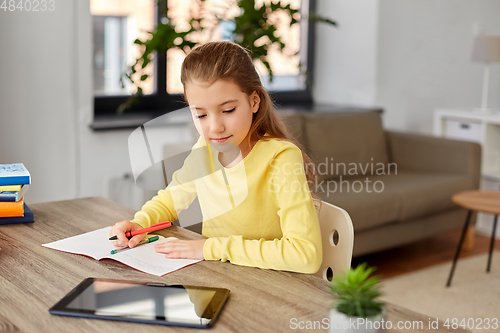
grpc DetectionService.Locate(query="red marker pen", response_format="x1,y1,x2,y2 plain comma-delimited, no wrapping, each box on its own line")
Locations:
109,221,173,240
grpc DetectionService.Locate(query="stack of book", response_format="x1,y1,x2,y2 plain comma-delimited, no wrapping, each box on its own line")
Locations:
0,163,33,225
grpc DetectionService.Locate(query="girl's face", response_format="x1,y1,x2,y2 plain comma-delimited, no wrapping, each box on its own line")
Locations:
186,79,260,158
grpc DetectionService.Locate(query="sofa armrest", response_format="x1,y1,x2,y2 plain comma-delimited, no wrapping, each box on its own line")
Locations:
386,131,481,187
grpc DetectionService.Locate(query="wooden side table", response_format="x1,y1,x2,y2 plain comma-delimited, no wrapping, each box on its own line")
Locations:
447,191,500,287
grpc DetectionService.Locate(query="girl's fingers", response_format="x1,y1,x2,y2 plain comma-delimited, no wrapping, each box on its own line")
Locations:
128,234,146,248
154,239,205,259
154,240,186,253
154,242,170,253
110,221,144,247
113,229,129,247
165,250,197,259
165,251,183,259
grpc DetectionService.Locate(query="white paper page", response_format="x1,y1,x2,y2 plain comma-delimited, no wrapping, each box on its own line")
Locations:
42,227,115,260
111,237,203,276
42,227,202,276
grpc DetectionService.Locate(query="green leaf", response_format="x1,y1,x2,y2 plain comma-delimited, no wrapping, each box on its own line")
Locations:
142,57,151,69
308,13,337,27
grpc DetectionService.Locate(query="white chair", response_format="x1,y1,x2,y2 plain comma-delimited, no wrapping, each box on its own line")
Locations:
314,201,354,281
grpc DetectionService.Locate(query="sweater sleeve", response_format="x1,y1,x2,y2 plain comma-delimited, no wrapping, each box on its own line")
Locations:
131,155,198,229
202,145,323,274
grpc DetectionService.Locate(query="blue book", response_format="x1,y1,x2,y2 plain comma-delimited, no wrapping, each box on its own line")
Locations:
0,185,30,202
0,203,34,224
0,164,31,186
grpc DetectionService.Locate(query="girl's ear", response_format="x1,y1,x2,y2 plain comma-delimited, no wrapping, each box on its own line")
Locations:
251,91,260,113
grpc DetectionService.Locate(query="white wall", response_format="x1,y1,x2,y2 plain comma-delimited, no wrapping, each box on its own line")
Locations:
314,0,500,134
313,0,379,107
0,1,178,206
377,0,500,133
0,2,78,204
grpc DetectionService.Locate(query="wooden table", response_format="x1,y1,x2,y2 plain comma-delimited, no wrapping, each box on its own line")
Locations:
0,197,469,332
447,190,500,287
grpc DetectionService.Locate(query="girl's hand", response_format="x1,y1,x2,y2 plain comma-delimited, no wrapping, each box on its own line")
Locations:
110,220,146,248
154,239,206,260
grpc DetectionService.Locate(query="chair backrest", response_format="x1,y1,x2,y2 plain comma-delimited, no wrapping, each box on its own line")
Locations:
163,144,203,232
314,201,354,281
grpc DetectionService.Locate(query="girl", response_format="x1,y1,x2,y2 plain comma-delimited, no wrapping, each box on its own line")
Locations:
111,41,322,274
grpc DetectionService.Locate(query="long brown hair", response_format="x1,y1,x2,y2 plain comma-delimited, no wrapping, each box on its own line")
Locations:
180,41,320,208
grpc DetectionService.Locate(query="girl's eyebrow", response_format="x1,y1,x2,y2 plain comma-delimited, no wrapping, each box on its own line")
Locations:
194,99,238,111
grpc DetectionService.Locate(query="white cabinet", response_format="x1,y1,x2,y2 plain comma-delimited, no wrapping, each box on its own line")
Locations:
434,109,500,238
434,109,500,177
443,119,483,143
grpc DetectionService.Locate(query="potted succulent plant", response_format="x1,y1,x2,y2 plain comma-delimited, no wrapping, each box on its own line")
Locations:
329,262,386,333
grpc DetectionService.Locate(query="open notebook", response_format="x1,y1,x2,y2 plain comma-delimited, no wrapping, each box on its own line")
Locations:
42,227,202,276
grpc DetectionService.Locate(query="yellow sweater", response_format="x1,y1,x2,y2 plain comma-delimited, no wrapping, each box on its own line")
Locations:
131,136,322,274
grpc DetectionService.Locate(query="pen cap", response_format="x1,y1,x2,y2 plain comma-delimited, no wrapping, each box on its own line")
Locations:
147,235,160,242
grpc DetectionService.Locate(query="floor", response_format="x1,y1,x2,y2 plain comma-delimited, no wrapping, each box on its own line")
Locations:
352,228,500,280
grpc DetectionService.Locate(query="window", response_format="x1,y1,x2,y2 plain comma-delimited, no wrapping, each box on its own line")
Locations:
93,15,130,96
92,0,316,122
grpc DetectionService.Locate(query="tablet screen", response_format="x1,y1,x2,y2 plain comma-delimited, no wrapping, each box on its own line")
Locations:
49,278,230,328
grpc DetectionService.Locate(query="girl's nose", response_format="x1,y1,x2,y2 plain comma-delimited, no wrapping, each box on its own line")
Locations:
211,116,225,133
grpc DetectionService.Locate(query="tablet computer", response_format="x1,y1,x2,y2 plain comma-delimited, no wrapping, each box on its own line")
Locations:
49,278,230,329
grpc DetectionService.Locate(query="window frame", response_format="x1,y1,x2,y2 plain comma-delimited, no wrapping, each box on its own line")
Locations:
93,0,316,120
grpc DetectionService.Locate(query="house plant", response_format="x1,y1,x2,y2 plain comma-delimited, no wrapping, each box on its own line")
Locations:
329,262,386,333
119,0,336,113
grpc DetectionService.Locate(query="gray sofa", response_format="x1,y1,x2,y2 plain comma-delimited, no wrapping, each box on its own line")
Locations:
283,111,481,257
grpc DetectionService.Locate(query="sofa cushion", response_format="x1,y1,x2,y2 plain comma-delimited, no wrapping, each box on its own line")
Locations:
315,175,401,232
315,171,476,232
304,112,389,179
390,172,476,221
